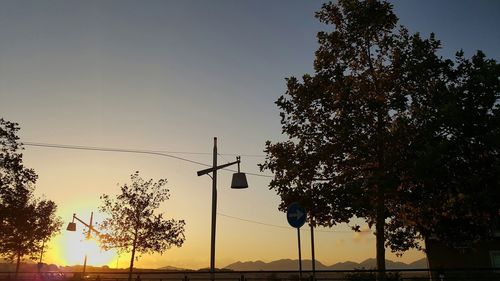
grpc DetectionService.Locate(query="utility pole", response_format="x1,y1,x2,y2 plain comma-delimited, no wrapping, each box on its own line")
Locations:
310,224,316,281
197,137,248,281
210,137,218,281
66,212,100,277
82,212,93,277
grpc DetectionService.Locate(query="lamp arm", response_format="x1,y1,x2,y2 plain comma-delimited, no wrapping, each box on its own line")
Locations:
197,159,240,176
73,214,101,235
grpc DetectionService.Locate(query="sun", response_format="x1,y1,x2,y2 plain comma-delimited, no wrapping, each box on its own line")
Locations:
58,231,118,267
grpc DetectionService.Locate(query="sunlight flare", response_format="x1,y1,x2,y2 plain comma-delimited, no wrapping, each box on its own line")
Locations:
59,232,117,267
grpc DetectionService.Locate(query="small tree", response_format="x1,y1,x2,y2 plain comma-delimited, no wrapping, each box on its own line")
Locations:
99,171,185,281
0,118,62,280
0,189,62,279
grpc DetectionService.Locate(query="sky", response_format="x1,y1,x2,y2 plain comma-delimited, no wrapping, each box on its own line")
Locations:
1,0,499,270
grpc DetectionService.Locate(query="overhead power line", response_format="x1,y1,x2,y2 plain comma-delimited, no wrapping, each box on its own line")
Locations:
24,141,370,234
217,212,372,234
23,142,273,178
218,212,290,230
24,142,265,157
25,142,211,167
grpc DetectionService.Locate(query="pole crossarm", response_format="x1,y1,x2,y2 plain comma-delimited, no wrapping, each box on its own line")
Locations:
73,214,101,235
196,160,240,176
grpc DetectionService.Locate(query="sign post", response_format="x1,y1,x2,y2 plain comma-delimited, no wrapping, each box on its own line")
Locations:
310,224,316,281
287,202,306,281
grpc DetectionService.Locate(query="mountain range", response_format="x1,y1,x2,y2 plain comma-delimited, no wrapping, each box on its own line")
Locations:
0,258,428,272
223,258,428,271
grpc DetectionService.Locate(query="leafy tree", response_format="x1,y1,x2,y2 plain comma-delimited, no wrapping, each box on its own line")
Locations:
260,0,499,279
0,118,38,220
0,119,62,279
261,0,423,275
99,171,185,281
0,189,62,279
389,50,500,250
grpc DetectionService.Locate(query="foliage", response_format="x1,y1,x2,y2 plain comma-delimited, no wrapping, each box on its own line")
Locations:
0,118,38,218
388,50,500,249
260,0,500,274
260,0,427,271
0,188,62,261
99,171,185,281
0,118,62,276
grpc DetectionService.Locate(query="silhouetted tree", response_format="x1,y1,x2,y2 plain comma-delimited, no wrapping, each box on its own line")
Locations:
99,171,185,281
260,1,499,279
261,1,422,276
1,118,37,223
389,50,500,251
0,119,62,280
0,191,62,279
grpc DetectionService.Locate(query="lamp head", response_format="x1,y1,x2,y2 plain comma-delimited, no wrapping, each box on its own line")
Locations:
231,172,248,189
66,222,76,231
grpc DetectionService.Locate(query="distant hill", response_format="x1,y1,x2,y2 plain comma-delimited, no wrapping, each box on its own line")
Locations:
157,265,193,271
223,259,328,271
0,258,428,272
0,261,61,272
352,258,427,270
408,258,429,269
0,262,124,273
224,258,428,271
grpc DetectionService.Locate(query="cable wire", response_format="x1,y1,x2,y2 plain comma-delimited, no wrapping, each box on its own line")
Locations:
218,212,290,230
217,212,372,233
25,142,265,157
217,152,231,164
24,142,273,178
24,141,369,234
24,142,211,167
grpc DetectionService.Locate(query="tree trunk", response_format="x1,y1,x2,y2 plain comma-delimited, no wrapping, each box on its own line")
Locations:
14,252,21,281
128,235,138,281
128,246,136,281
375,186,386,281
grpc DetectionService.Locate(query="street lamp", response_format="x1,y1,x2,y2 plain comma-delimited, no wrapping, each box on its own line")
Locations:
66,212,101,277
197,137,248,280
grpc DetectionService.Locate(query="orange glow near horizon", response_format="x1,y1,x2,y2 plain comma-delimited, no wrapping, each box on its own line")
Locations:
50,232,118,267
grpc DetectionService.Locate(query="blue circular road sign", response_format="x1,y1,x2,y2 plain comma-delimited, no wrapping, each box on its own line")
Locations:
287,202,306,228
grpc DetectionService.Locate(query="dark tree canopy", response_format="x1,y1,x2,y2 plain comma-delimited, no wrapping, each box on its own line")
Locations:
0,118,37,202
392,51,500,249
0,188,62,263
99,171,185,281
260,0,500,276
0,118,62,278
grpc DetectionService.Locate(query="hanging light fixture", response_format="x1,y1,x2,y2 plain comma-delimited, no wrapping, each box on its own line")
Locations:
231,156,248,189
66,215,76,231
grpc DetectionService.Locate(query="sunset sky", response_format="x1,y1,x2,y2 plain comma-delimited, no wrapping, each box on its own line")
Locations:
1,0,499,270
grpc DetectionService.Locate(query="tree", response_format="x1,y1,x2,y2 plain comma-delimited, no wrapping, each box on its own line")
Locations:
0,118,62,279
99,171,185,281
388,50,500,251
259,0,499,279
261,0,426,276
0,118,37,222
0,189,62,279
